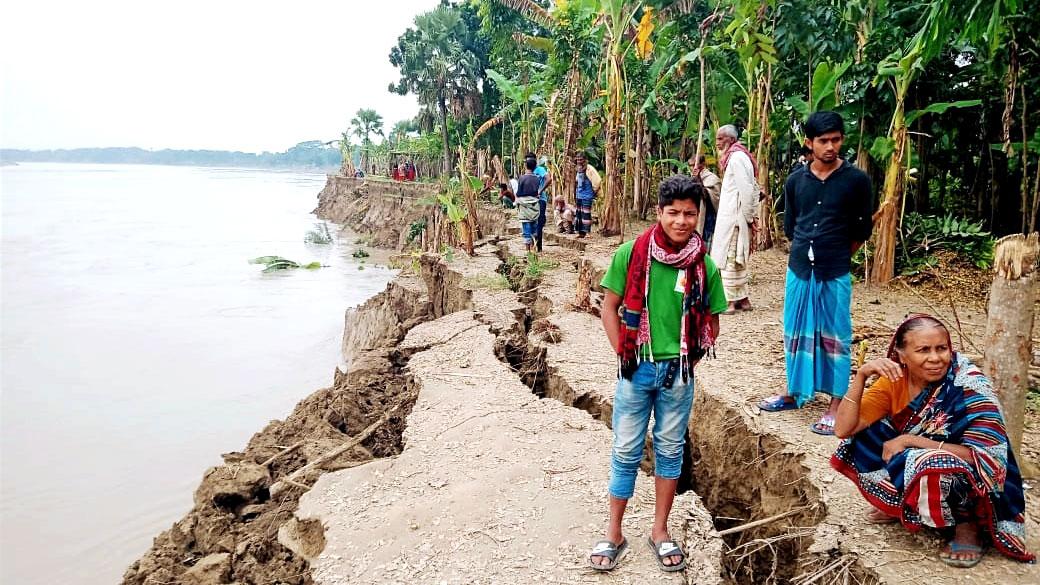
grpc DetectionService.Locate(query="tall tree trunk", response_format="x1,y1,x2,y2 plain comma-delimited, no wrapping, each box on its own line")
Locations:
983,233,1039,458
561,56,581,206
868,97,907,283
438,96,452,175
599,54,624,237
693,37,708,164
753,66,775,251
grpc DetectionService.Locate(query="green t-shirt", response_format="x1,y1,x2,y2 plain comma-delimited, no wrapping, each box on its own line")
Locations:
600,240,727,360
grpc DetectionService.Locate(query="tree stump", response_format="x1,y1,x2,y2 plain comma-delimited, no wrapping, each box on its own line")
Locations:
983,233,1039,458
575,257,595,311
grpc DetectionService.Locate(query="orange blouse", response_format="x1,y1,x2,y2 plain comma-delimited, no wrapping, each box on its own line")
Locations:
858,375,912,427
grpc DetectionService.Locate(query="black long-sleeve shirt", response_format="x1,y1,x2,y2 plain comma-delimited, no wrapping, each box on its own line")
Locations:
783,161,874,280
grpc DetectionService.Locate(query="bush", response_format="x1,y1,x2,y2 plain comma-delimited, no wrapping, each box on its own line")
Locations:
898,212,994,274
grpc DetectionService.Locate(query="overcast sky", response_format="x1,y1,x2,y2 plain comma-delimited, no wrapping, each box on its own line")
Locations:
1,0,442,152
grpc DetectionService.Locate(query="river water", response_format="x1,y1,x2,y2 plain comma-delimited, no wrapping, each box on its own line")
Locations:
0,163,395,584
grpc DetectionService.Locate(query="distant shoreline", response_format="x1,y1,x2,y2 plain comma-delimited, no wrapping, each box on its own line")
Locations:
1,143,342,173
1,159,338,173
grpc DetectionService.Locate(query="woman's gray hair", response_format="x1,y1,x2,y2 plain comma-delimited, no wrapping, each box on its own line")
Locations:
717,124,739,140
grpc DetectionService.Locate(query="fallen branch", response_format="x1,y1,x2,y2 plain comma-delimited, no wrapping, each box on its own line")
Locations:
899,281,981,353
260,441,304,467
270,402,407,497
716,507,807,537
792,555,855,585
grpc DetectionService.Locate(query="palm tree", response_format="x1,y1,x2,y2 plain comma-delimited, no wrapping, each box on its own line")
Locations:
350,109,384,171
389,5,484,175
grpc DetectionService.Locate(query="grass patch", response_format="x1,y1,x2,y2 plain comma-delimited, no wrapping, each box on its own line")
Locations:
462,274,511,290
497,252,559,292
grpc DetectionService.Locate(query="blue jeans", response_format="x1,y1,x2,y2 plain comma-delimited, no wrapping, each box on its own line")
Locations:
608,360,695,499
521,220,537,244
536,199,547,250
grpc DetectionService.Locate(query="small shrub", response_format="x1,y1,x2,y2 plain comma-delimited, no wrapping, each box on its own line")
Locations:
352,248,370,259
898,212,994,274
407,218,427,243
304,222,333,244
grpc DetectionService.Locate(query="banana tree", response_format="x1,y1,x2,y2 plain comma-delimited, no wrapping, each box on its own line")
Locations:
868,0,1008,283
720,0,780,249
597,0,644,237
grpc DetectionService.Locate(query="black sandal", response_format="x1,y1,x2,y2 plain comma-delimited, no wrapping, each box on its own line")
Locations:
588,538,628,571
647,536,687,572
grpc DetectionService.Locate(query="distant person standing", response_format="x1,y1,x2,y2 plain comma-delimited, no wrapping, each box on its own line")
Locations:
574,152,601,238
515,157,542,252
688,154,721,248
790,146,813,175
758,111,874,436
534,154,554,251
404,160,417,181
709,125,759,314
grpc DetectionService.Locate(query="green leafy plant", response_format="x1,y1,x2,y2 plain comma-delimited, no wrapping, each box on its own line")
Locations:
898,212,995,273
524,252,559,280
249,256,322,273
304,222,333,244
352,248,371,259
407,218,428,243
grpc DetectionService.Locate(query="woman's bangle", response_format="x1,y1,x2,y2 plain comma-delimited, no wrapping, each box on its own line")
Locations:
937,441,945,451
842,396,859,404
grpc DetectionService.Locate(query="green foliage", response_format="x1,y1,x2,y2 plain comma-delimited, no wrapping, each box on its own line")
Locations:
899,213,995,273
351,248,370,259
437,178,468,224
304,222,333,244
524,252,559,280
249,256,322,273
407,218,428,243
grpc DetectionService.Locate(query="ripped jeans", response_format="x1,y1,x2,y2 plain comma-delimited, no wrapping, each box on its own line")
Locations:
608,360,695,499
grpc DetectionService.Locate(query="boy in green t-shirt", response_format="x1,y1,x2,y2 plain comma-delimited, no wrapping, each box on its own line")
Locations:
588,175,726,573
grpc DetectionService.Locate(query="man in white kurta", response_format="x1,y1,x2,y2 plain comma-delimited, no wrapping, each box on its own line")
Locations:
708,125,759,314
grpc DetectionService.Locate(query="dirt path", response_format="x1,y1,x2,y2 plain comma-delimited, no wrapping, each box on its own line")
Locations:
297,227,1038,584
297,257,721,584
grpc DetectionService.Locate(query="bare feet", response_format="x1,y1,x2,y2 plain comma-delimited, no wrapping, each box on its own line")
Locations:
865,507,897,524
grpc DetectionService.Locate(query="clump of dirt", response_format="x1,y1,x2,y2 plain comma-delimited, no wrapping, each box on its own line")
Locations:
531,318,562,343
123,339,422,584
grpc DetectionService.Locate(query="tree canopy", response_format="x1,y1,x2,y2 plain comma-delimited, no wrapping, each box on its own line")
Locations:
375,0,1039,276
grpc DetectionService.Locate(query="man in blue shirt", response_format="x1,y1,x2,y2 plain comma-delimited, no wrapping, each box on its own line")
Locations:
531,154,553,251
758,111,874,435
574,152,600,238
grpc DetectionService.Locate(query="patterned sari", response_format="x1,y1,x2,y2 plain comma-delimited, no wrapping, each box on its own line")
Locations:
831,354,1034,562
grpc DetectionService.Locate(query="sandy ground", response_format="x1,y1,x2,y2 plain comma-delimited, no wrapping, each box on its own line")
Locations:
298,270,721,584
297,224,1039,584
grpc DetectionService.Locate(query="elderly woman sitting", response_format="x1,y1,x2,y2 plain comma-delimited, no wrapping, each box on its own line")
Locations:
832,314,1033,568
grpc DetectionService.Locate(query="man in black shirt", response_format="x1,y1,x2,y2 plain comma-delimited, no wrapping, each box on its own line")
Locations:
758,111,874,435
